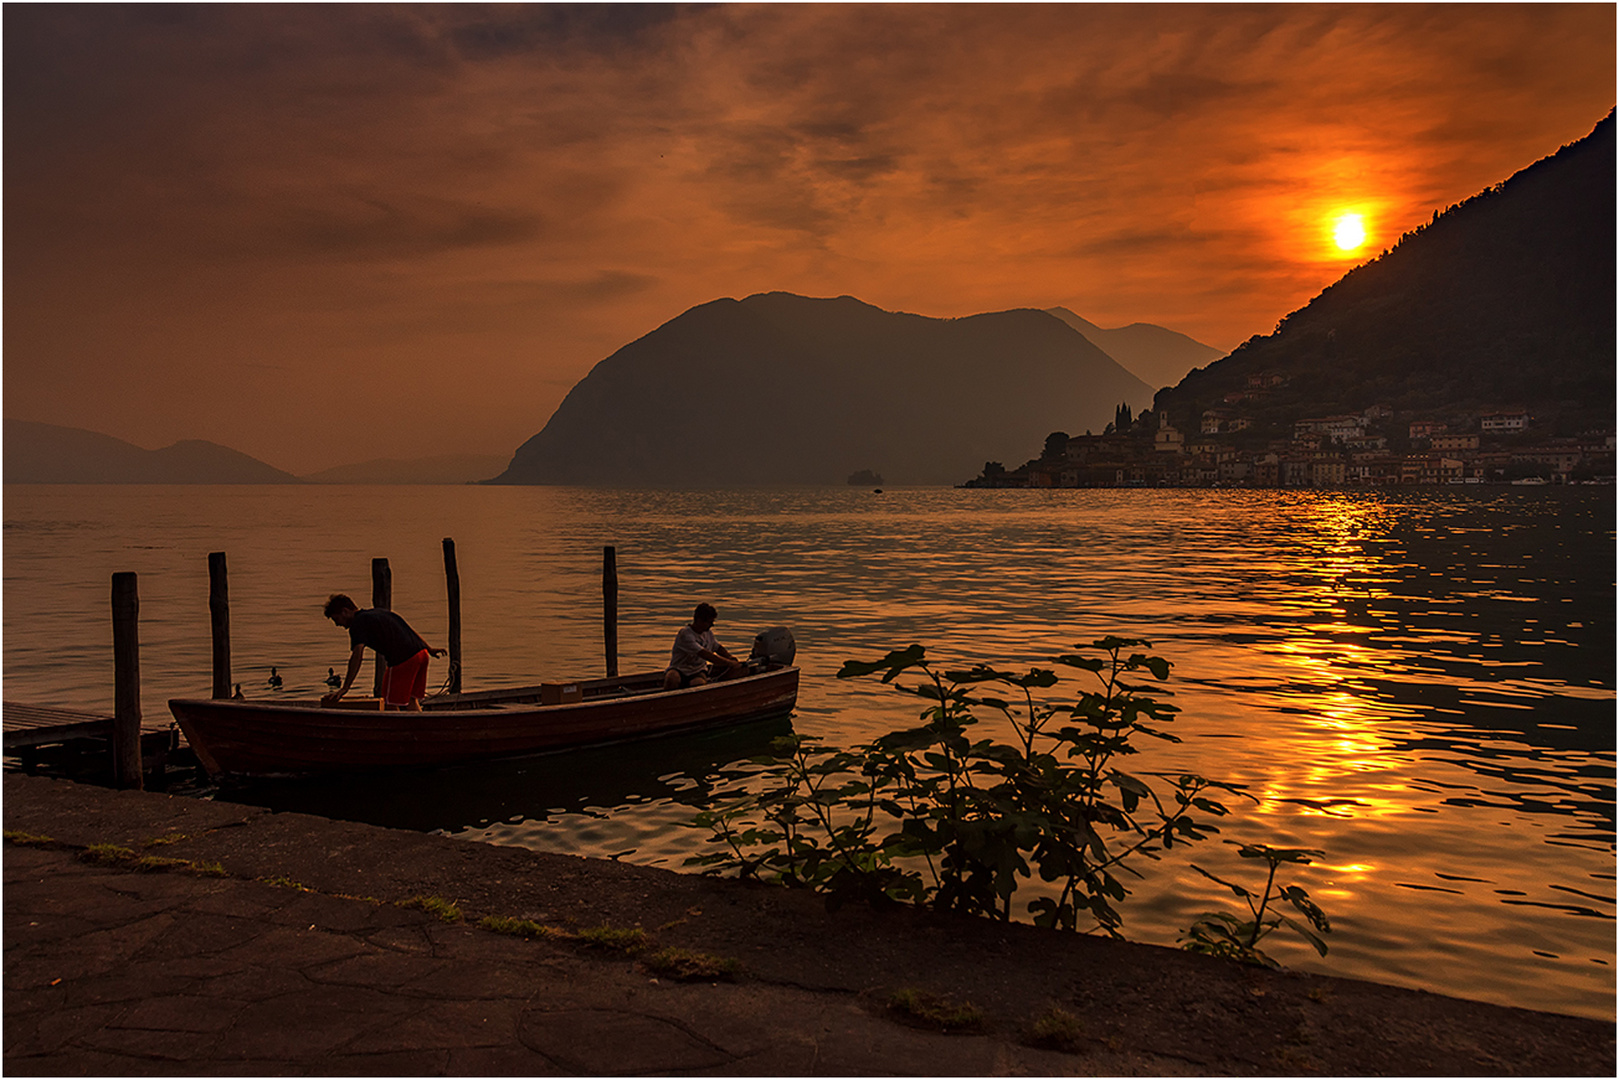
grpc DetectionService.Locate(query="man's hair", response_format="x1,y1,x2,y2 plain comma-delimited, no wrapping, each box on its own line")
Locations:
324,593,357,619
693,602,717,622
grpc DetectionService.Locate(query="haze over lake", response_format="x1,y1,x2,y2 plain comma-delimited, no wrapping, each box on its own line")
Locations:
4,483,1611,1021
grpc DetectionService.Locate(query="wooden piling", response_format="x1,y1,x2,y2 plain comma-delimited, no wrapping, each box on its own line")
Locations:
603,545,618,678
443,538,462,694
371,557,391,698
110,572,144,790
208,552,231,699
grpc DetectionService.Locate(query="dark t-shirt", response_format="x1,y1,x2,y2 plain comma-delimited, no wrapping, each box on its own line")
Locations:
348,608,429,666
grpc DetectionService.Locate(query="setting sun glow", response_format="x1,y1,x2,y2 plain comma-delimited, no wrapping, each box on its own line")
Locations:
1333,213,1368,251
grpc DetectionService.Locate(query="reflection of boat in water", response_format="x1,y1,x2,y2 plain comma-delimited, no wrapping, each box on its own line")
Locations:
170,665,798,780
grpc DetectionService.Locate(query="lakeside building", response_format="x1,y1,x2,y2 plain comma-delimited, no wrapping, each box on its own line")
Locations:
965,407,1614,489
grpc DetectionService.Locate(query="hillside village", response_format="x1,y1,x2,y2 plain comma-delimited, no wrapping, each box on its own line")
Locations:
964,387,1616,489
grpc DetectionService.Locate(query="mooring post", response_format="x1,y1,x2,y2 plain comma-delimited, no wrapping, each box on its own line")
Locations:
110,572,144,790
603,545,619,678
442,538,462,694
208,551,231,699
371,557,391,698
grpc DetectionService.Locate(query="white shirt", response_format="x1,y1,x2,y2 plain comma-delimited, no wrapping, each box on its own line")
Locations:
670,625,720,676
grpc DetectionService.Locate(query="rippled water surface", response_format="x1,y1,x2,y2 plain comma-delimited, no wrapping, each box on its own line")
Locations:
4,484,1613,1019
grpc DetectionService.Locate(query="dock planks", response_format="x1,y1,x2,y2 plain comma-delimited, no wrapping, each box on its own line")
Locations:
3,702,116,750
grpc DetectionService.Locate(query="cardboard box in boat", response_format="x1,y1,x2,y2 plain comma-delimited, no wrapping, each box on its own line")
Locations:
539,682,582,705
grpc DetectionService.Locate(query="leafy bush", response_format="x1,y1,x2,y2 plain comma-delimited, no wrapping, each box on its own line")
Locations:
689,636,1332,964
691,637,1240,934
1182,843,1333,967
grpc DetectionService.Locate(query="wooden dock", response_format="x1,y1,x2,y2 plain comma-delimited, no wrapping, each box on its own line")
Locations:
3,702,116,750
4,702,182,785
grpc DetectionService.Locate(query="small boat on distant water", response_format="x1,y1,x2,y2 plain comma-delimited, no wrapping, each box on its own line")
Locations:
170,663,799,780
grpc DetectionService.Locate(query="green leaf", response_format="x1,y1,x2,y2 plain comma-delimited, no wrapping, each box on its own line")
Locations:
1110,771,1152,797
1090,635,1151,651
1278,914,1331,956
1123,653,1172,680
837,644,928,682
1189,863,1250,898
1235,843,1325,864
1281,886,1332,933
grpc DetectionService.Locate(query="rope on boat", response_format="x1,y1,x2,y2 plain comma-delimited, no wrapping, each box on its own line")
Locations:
426,658,460,699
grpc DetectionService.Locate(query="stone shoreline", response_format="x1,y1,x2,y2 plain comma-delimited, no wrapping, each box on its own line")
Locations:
4,772,1613,1075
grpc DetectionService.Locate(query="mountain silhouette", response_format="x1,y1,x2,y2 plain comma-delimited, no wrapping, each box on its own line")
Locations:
4,420,300,483
491,293,1153,486
1154,111,1616,435
1044,308,1223,392
300,454,511,484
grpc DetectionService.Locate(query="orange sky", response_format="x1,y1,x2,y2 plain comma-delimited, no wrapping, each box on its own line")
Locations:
5,4,1614,474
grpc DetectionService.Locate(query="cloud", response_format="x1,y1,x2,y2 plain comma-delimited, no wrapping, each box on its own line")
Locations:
255,192,545,261
4,3,1612,471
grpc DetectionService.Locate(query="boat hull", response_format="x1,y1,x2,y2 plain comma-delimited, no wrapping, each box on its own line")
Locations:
169,666,799,779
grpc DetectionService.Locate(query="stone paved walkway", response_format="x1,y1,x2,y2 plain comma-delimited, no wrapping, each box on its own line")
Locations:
5,773,1613,1075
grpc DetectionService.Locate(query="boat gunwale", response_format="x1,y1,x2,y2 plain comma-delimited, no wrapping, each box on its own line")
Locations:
168,665,798,718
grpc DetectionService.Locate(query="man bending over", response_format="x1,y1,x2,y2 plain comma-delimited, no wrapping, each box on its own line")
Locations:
321,593,446,711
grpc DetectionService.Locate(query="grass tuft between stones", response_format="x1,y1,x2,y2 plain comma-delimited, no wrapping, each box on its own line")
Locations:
1023,1004,1086,1052
478,915,574,941
887,988,986,1032
641,946,741,981
80,843,136,865
398,894,463,922
576,924,649,954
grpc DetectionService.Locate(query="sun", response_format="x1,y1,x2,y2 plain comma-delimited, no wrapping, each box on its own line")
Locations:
1332,213,1367,252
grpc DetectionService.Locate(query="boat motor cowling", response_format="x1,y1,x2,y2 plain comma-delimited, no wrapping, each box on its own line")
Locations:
751,626,796,667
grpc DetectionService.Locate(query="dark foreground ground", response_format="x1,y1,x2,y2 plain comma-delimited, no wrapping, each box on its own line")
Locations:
4,772,1613,1076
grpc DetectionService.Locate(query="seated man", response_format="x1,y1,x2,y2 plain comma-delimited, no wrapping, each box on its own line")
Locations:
663,602,748,690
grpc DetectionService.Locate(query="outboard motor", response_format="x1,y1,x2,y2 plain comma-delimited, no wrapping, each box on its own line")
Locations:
750,626,797,668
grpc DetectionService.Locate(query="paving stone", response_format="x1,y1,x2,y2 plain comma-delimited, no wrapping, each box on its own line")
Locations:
76,1024,227,1062
112,993,247,1033
215,924,369,970
310,1048,452,1075
2,1047,144,1076
4,1002,127,1057
198,965,312,1002
208,988,414,1060
518,1007,737,1073
306,949,453,990
444,1043,570,1075
344,999,523,1053
60,969,198,1007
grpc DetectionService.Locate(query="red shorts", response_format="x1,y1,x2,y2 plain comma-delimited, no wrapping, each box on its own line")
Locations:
382,649,430,706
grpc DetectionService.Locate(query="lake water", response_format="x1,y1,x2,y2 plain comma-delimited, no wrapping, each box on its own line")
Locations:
3,484,1613,1020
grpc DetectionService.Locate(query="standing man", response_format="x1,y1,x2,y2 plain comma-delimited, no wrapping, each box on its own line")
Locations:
663,602,748,690
321,593,446,711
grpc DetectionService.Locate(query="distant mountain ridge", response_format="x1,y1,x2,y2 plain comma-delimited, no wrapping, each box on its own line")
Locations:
4,420,301,484
301,454,510,485
1044,308,1223,391
491,292,1155,486
1153,111,1616,436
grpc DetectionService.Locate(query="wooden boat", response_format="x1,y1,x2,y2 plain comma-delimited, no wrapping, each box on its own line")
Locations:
169,664,799,780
